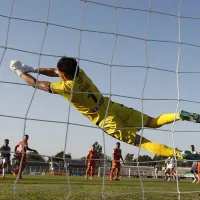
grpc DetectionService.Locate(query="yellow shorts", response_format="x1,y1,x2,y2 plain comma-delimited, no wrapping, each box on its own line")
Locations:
98,102,149,144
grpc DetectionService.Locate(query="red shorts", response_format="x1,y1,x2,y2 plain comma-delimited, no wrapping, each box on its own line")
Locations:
88,161,96,168
112,161,120,169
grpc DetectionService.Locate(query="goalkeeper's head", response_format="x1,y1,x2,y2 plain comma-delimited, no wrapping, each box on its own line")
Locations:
57,57,79,80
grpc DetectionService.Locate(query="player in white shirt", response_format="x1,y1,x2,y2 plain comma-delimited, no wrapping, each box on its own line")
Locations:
49,161,55,176
154,163,159,179
165,157,177,182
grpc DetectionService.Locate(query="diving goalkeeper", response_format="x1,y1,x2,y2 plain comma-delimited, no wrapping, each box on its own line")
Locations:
9,57,200,159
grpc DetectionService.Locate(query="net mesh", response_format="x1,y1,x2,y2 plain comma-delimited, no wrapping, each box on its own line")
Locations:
1,0,200,200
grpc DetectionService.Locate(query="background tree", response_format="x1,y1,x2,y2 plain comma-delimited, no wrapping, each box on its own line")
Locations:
136,155,153,166
26,152,46,166
54,151,72,159
124,153,134,165
81,156,86,160
48,151,72,167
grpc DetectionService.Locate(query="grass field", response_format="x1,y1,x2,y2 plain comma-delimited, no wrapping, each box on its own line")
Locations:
0,176,200,200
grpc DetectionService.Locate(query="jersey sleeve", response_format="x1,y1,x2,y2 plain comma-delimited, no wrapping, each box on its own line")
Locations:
50,82,64,95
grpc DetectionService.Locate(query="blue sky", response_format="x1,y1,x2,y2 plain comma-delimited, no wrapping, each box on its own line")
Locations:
1,0,200,160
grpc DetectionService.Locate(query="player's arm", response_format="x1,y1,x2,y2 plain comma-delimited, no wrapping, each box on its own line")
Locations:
6,147,11,164
10,61,66,94
21,73,51,93
120,155,124,164
39,68,59,77
7,147,11,158
27,146,37,153
10,60,52,93
85,153,90,164
0,146,3,157
14,145,19,153
112,152,115,161
11,60,59,77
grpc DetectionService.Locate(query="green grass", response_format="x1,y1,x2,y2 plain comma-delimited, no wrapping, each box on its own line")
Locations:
0,175,200,200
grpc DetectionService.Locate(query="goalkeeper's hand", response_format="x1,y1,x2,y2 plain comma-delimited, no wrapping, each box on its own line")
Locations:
10,60,38,76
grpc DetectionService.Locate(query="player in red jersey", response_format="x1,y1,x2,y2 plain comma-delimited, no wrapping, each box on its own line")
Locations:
110,142,124,181
13,135,37,179
85,144,99,180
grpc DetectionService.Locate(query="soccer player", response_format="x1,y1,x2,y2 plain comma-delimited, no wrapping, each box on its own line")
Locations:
85,144,99,180
9,58,200,159
153,163,159,179
196,152,200,183
190,145,198,183
0,139,11,179
164,157,177,182
110,142,124,181
49,160,55,176
13,135,37,179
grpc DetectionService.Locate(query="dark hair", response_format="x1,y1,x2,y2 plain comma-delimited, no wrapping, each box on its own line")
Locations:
57,56,79,78
116,142,120,145
4,139,9,142
191,145,195,148
25,134,29,137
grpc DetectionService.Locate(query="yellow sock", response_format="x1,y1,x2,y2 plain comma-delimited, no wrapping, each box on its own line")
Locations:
150,113,181,128
140,138,182,158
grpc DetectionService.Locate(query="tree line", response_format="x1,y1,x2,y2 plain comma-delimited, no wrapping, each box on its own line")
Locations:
25,151,193,168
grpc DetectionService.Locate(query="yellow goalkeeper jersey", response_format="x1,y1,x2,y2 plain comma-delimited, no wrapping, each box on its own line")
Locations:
50,69,109,124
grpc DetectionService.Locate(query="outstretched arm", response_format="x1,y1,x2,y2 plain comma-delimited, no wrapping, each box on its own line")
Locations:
27,146,37,153
21,73,51,93
85,153,89,164
10,60,59,77
10,60,67,95
120,155,124,164
38,68,59,77
14,145,19,152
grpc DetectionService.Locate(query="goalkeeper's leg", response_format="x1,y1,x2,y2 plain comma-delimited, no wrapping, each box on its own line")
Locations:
146,113,181,128
146,110,200,128
135,134,182,158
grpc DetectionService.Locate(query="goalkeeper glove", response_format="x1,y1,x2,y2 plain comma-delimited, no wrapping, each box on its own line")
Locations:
10,60,38,76
22,64,38,74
